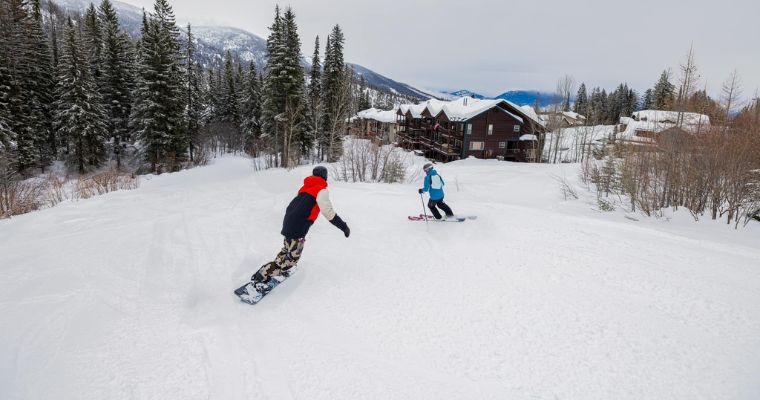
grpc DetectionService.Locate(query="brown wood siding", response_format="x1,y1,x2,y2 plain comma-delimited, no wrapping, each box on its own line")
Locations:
465,107,524,158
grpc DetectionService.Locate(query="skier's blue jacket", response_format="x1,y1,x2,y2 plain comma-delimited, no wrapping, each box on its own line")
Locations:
421,169,445,200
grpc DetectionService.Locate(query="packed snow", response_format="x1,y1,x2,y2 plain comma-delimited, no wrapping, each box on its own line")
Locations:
544,125,617,162
1,155,759,400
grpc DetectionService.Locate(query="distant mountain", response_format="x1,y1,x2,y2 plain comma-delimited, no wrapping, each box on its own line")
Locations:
444,90,486,100
54,0,427,100
349,63,429,100
496,91,562,107
191,26,269,69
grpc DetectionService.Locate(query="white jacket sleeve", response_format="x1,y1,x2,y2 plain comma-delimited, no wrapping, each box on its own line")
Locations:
316,188,337,221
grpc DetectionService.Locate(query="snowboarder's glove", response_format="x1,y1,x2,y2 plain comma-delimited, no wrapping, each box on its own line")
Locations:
330,215,350,238
418,188,423,194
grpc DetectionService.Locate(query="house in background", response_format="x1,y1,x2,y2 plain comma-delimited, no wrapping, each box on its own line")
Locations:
349,107,400,144
538,111,587,127
395,97,547,162
618,110,710,144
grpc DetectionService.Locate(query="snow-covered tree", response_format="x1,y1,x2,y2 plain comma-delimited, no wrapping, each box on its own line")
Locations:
574,83,589,118
260,6,307,167
239,61,261,155
184,23,203,161
642,89,653,110
99,0,133,168
321,25,350,162
130,0,185,172
652,70,675,110
54,18,107,173
304,35,322,161
81,4,102,81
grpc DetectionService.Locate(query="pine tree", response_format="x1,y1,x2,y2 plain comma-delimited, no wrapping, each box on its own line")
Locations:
573,83,588,117
281,8,307,163
260,6,307,167
219,51,240,125
184,23,203,161
321,24,349,162
130,0,185,172
240,61,261,155
25,0,55,169
642,89,653,110
99,0,133,168
305,35,322,161
357,75,371,110
3,0,44,172
652,70,675,110
0,2,14,148
54,18,107,173
260,6,284,164
82,3,102,81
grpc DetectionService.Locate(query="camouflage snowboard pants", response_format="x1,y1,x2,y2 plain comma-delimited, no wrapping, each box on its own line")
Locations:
253,238,305,282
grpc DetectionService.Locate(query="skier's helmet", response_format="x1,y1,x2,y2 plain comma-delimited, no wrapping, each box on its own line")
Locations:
313,165,328,181
423,163,434,173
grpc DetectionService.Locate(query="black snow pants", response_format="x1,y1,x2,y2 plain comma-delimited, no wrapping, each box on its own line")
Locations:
428,197,454,220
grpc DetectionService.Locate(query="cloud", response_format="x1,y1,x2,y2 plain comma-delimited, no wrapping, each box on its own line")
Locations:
126,0,760,97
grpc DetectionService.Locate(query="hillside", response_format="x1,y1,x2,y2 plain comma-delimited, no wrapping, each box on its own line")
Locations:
1,155,758,399
53,0,427,100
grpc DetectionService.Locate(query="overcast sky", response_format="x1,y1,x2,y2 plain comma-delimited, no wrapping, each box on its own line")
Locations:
124,0,759,99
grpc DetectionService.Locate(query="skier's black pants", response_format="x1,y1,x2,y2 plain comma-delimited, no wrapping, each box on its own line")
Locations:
253,238,305,282
428,197,453,219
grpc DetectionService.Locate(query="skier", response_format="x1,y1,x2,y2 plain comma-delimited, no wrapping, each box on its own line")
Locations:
250,166,350,293
418,163,455,220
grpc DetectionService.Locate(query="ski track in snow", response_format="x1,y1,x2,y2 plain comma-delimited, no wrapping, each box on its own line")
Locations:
1,156,759,400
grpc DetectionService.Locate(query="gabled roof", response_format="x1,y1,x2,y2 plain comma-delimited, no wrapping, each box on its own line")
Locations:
355,107,399,124
389,97,546,131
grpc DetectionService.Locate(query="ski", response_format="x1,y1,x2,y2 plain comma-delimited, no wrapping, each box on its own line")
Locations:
407,214,468,222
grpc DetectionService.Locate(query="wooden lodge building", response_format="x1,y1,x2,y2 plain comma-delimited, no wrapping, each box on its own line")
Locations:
393,97,547,162
348,108,399,144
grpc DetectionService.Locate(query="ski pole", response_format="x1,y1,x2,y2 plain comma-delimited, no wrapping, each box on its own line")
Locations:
419,192,428,224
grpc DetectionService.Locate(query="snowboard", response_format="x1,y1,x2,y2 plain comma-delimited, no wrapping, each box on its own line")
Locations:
407,214,473,222
234,273,290,305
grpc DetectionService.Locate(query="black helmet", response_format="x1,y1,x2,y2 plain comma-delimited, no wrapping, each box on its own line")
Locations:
313,165,328,181
423,163,434,173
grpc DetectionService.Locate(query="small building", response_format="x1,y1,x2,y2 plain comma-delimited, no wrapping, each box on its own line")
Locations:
349,108,400,144
538,111,587,127
618,110,710,144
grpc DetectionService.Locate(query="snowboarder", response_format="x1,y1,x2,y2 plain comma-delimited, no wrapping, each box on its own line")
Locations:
418,163,455,220
250,166,350,292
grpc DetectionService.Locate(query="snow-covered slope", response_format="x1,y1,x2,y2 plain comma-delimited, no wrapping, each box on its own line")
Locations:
1,156,759,400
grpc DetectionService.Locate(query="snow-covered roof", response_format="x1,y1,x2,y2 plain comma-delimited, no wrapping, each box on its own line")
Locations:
619,109,710,142
355,107,398,124
632,110,709,126
440,98,504,122
408,103,428,119
376,97,545,130
519,134,538,141
562,111,586,120
422,99,448,117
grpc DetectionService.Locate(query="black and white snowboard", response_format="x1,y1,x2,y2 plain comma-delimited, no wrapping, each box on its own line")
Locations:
234,273,290,305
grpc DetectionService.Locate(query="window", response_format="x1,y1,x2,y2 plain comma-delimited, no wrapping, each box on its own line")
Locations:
513,125,521,132
487,124,493,135
465,124,472,135
499,142,506,149
469,141,484,151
